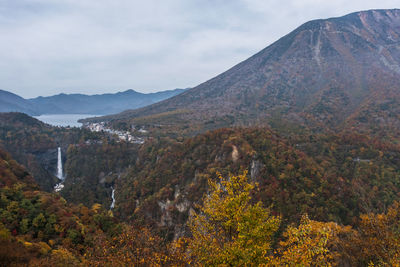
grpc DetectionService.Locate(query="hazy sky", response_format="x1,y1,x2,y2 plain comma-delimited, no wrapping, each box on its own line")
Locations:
0,0,398,98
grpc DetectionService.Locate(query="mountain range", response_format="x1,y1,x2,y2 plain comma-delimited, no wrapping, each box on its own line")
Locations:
87,9,400,138
0,88,186,116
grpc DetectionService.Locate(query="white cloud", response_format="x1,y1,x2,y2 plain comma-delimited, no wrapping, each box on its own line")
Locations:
0,0,398,97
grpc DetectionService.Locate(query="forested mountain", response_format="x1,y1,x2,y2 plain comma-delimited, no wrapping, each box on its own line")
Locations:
87,9,400,139
0,90,39,116
0,112,140,206
1,129,400,265
0,147,171,266
111,128,400,236
0,88,186,116
29,88,186,115
0,113,104,191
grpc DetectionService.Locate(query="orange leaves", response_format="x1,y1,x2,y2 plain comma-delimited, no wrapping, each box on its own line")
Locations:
85,226,172,266
349,202,400,265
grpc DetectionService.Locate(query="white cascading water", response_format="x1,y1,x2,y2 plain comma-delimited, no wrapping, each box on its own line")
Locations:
110,187,115,209
56,147,63,180
54,147,64,192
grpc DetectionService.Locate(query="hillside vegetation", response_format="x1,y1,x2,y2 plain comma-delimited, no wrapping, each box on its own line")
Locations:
1,149,399,265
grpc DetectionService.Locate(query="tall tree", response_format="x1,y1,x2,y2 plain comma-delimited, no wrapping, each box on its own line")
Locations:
186,172,280,265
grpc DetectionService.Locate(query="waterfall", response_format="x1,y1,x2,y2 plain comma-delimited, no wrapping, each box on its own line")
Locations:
56,147,63,180
110,187,116,209
54,147,64,192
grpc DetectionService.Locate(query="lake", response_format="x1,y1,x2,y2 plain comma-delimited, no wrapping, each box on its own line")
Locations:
34,114,100,127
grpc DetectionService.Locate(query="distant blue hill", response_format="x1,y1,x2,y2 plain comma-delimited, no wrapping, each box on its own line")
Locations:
0,90,39,115
0,88,187,116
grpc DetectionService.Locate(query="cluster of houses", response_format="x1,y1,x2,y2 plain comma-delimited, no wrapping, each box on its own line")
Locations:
84,122,146,144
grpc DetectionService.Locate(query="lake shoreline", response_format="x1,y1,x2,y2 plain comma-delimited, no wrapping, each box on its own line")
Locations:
34,114,100,127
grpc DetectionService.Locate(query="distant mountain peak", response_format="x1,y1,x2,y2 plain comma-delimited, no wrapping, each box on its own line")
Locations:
119,89,141,95
91,8,400,136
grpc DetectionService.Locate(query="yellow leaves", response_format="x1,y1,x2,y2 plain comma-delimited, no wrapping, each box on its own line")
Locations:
107,210,114,217
91,203,102,213
186,172,280,266
59,196,67,205
270,214,335,266
38,241,51,255
23,241,33,247
50,248,80,266
53,224,64,233
48,239,55,247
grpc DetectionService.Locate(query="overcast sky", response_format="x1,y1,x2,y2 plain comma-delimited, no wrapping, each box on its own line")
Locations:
0,0,398,98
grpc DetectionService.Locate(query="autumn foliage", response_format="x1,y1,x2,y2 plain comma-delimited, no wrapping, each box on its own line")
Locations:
186,172,280,265
1,112,400,266
1,146,400,266
179,173,400,266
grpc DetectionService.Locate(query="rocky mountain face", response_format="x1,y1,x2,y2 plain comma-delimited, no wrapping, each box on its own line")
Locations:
94,9,400,136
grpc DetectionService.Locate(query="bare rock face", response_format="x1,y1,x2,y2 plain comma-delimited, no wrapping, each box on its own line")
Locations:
231,145,239,162
99,9,400,134
250,159,264,181
158,199,174,227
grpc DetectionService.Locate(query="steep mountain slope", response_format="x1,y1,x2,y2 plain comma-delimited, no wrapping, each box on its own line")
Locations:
29,88,186,115
0,147,125,266
0,89,39,115
0,112,139,207
0,113,104,191
91,9,400,136
0,148,37,189
112,127,400,238
1,128,400,266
